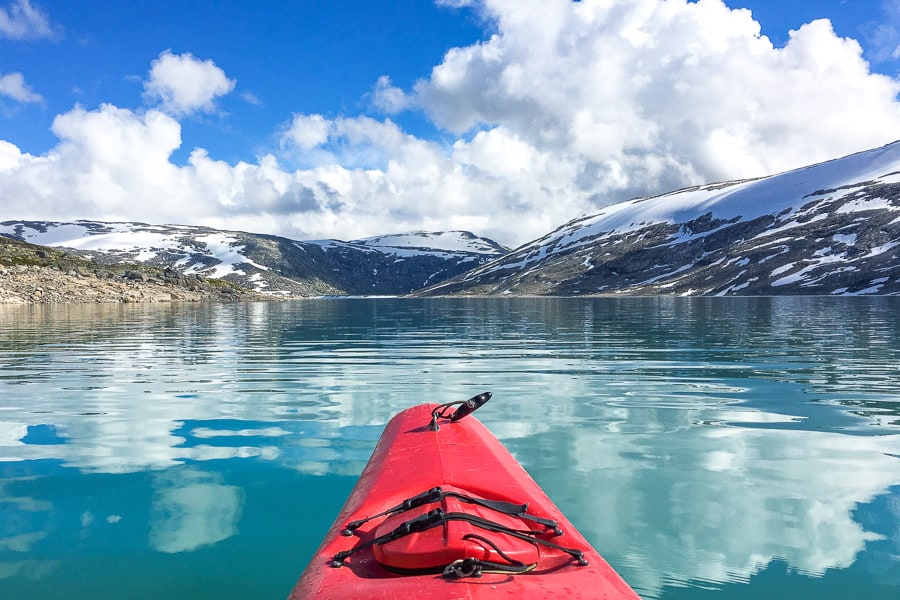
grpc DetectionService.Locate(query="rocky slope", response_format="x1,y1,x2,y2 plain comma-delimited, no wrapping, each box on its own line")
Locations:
419,142,900,296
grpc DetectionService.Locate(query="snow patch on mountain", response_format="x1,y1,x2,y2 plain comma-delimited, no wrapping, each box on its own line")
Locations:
356,231,505,254
184,234,270,278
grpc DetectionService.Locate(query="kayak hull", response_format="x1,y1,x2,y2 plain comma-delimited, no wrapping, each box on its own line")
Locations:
290,403,640,599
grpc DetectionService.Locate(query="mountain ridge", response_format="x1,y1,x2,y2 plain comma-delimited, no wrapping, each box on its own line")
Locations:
0,221,508,297
3,142,899,299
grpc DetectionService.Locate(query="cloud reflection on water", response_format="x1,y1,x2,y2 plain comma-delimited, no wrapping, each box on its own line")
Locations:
555,422,900,598
149,468,245,554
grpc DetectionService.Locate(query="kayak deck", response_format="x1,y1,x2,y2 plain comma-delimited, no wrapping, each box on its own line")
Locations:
290,402,640,599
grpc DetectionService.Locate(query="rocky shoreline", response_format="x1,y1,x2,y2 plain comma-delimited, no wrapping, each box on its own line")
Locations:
0,263,275,304
0,237,275,304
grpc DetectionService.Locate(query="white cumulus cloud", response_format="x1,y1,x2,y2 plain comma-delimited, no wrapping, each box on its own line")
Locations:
143,50,236,116
416,0,900,185
0,71,42,103
282,113,331,151
283,0,900,244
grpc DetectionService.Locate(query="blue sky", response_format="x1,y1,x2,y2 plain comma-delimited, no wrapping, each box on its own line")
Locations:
2,0,900,246
2,1,488,161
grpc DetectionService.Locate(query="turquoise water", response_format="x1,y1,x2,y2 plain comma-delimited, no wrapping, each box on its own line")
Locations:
0,297,898,599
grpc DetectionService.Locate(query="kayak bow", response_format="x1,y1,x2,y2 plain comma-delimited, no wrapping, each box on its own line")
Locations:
290,394,640,599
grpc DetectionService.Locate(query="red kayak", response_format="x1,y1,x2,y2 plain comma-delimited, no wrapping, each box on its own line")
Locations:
290,394,640,599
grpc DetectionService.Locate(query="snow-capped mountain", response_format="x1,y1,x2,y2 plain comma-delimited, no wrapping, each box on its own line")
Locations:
0,221,508,296
420,142,900,296
5,142,899,298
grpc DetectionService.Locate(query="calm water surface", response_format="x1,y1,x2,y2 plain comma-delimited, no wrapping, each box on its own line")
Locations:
0,297,898,599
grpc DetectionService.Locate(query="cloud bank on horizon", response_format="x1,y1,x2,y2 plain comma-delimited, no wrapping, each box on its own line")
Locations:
2,0,900,247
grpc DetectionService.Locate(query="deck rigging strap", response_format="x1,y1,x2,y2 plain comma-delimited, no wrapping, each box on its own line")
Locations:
341,485,562,536
331,507,588,572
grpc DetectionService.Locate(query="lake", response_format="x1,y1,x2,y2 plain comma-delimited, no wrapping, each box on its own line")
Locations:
0,297,898,599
